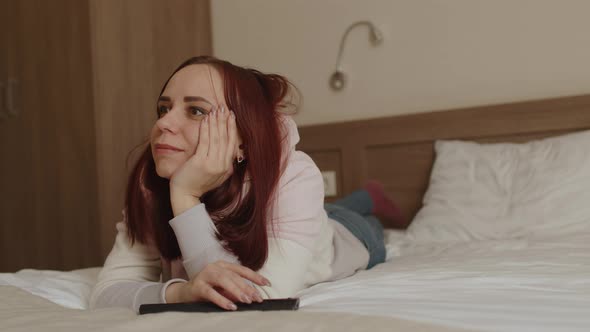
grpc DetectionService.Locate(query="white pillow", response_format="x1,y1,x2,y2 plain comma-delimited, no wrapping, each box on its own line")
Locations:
0,267,101,309
407,129,590,243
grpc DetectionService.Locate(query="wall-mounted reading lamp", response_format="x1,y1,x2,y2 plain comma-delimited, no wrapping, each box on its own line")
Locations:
329,21,383,91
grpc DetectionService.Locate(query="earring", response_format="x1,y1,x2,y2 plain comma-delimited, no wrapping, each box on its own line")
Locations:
237,155,245,164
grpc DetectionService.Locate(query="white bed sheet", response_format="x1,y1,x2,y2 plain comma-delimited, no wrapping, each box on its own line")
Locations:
299,230,590,332
1,231,589,332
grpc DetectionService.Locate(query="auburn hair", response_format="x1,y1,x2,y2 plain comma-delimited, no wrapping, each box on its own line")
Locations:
124,56,297,270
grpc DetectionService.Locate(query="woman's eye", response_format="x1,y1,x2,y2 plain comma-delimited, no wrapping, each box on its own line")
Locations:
157,105,170,117
189,106,205,116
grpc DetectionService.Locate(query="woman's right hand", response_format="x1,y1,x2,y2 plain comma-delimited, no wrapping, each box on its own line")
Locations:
165,260,270,310
169,106,239,203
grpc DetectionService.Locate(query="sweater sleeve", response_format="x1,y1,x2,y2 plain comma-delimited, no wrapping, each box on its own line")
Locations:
168,203,240,278
88,221,186,313
169,203,317,298
169,151,328,299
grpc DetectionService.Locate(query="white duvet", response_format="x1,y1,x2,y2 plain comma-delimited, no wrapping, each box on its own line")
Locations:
2,230,589,332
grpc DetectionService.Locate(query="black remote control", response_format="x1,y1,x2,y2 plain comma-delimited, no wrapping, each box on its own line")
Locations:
139,298,300,314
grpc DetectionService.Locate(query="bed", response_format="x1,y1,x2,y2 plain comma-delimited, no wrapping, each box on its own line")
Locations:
2,94,590,332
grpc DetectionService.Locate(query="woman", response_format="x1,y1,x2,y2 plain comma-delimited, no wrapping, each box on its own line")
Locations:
89,56,405,313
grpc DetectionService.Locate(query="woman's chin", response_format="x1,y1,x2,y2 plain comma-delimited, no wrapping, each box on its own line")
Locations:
155,163,176,179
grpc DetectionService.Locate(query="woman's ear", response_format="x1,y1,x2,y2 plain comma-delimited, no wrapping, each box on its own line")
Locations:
237,142,245,163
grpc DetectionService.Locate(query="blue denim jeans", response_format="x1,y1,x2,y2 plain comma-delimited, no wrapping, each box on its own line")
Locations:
324,190,386,269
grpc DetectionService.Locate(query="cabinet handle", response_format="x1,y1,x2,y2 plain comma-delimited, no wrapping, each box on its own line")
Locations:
0,81,6,120
7,79,19,117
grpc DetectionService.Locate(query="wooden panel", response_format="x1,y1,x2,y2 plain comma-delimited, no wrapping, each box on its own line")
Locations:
298,94,590,229
365,143,435,224
0,0,100,272
89,0,213,258
0,0,26,271
299,95,590,149
475,129,579,144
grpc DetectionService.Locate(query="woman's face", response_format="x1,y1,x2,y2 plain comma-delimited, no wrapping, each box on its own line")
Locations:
150,64,226,179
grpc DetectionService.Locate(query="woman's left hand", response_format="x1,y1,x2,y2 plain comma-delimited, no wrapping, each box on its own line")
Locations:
169,105,239,213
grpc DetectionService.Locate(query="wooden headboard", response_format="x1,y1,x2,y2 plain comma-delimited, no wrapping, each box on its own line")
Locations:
297,94,590,228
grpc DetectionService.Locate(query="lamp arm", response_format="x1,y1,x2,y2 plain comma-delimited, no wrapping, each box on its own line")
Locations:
334,21,382,71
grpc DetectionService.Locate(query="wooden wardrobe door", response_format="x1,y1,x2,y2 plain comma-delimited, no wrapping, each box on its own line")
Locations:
0,0,101,272
0,0,31,272
0,0,38,272
1,0,212,271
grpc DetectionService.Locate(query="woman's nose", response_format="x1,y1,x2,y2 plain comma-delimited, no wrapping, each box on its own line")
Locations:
156,108,181,133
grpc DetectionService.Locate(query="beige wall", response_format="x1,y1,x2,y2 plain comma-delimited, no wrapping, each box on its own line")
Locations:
211,0,590,126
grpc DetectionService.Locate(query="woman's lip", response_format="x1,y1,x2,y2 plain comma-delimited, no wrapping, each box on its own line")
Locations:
155,143,183,151
156,144,183,152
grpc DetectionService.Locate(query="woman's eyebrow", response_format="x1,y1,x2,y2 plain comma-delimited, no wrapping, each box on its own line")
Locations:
184,96,213,105
158,96,213,105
